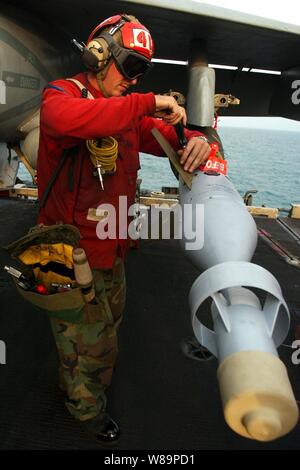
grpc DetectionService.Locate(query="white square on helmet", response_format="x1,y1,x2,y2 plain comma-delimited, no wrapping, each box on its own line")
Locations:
132,29,152,53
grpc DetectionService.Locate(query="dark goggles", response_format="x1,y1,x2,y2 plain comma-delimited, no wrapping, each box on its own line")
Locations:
100,32,153,80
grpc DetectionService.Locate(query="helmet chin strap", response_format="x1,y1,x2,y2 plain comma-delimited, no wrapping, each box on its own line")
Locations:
95,60,114,97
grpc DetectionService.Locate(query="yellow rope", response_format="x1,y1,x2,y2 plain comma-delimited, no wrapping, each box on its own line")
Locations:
86,136,118,173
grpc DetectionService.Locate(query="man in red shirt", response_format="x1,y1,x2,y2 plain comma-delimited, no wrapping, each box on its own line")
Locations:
37,14,210,444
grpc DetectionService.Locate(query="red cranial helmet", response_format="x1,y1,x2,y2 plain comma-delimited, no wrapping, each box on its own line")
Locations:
85,14,154,81
87,14,154,60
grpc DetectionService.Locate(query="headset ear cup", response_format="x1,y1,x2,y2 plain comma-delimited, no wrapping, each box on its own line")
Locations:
81,49,101,72
84,38,110,72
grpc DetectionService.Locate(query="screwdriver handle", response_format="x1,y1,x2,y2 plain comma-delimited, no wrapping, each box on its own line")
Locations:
175,121,188,148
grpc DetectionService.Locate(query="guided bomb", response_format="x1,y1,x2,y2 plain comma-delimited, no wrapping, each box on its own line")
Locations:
179,168,299,441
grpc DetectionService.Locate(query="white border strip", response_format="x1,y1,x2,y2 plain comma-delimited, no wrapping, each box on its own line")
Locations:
152,59,281,74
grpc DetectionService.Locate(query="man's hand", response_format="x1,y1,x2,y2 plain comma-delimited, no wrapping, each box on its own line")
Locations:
154,95,187,126
178,136,211,173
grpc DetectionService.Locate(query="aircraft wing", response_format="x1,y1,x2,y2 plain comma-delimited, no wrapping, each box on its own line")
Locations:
2,0,300,120
124,0,300,121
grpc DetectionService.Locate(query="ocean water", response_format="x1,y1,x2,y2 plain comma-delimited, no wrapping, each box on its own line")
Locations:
139,126,300,209
18,126,300,209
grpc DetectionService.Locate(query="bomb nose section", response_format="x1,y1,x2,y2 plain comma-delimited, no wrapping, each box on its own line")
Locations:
218,350,299,441
243,408,282,442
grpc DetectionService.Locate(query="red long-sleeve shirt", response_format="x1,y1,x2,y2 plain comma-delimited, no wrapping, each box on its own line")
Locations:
37,72,202,268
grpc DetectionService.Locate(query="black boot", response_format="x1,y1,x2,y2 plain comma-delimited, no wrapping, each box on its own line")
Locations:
83,413,120,444
181,337,214,361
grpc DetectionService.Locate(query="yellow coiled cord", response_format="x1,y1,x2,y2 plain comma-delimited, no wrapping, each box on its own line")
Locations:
86,136,118,173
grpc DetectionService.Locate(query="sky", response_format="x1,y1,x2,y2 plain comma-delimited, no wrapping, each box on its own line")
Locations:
197,0,300,26
193,1,300,130
217,116,300,131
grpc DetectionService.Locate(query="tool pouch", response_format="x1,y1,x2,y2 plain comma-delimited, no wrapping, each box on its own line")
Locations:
5,224,86,322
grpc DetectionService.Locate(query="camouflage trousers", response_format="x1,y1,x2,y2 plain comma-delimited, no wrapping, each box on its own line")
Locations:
49,257,126,422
